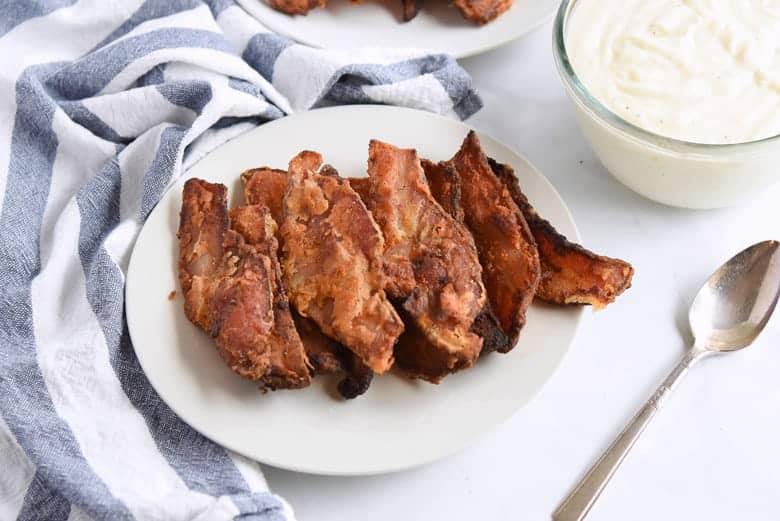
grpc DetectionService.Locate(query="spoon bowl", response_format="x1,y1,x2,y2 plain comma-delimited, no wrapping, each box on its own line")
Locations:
690,240,780,352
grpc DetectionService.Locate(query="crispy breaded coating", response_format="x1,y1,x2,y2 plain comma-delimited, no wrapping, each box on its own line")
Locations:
362,140,485,383
357,169,509,354
423,140,633,312
241,167,287,226
178,180,228,332
444,131,541,347
488,158,634,308
348,177,370,202
178,180,311,390
419,159,464,223
418,160,510,353
280,151,404,374
229,204,313,387
243,167,376,398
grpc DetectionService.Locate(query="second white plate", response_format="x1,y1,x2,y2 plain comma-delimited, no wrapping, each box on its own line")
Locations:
236,0,559,58
126,105,584,476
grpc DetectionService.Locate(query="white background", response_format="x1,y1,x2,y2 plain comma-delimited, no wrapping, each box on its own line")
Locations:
264,22,780,520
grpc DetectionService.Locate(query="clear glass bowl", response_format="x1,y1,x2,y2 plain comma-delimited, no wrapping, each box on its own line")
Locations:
553,0,780,209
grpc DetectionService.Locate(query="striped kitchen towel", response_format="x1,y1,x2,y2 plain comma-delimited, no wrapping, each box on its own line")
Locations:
0,1,481,520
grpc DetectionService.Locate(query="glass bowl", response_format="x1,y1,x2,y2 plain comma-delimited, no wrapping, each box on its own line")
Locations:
553,0,780,209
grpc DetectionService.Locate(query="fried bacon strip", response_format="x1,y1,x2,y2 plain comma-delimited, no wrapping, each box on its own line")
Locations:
243,166,375,397
487,158,634,308
280,151,404,374
452,0,512,25
268,0,325,15
439,131,541,347
422,134,633,312
361,140,485,382
178,179,310,390
354,171,510,354
417,159,512,353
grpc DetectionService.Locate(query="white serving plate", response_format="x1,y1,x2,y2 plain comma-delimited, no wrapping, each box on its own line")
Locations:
126,105,584,475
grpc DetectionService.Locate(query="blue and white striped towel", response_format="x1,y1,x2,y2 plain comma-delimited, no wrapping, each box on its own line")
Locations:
0,1,481,520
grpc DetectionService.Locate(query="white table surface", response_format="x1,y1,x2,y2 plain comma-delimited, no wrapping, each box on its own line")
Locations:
264,22,780,521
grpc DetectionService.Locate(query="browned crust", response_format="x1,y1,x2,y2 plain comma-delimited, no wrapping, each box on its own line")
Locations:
419,159,464,222
178,179,228,308
182,136,633,398
242,167,287,226
393,309,471,383
268,0,326,15
452,0,512,24
469,308,511,354
348,177,370,204
178,179,311,390
293,312,374,399
488,158,634,308
362,140,485,382
445,131,541,347
230,204,312,389
242,168,376,398
337,354,374,399
358,173,513,361
419,161,511,354
280,151,404,374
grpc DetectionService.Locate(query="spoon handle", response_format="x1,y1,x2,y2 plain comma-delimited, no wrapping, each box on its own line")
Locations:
553,348,706,521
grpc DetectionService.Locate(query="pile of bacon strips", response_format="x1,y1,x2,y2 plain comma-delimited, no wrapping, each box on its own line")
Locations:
268,0,513,25
177,132,633,399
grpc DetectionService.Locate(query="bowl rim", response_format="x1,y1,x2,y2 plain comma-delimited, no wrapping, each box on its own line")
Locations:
552,0,780,153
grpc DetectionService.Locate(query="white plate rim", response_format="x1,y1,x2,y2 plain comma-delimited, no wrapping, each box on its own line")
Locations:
126,105,585,476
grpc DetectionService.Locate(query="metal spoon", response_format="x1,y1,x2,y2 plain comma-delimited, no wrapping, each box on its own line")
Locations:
553,240,780,521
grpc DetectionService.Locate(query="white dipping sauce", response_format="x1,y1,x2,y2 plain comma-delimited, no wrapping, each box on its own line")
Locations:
567,0,780,144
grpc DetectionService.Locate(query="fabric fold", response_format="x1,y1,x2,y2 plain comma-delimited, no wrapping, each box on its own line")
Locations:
0,1,481,520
